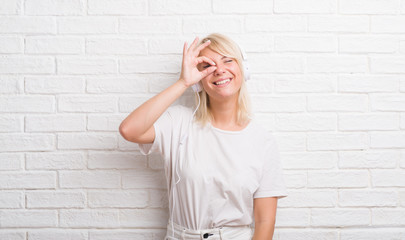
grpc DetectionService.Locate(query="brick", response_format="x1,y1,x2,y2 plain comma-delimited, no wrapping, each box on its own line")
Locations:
86,38,146,55
120,17,180,34
122,169,166,189
119,209,169,228
308,132,369,150
308,170,369,188
0,75,23,94
402,113,405,129
339,113,399,131
248,54,304,73
275,209,310,227
87,76,148,93
120,56,180,74
148,189,168,208
88,190,148,208
0,36,23,53
0,172,56,189
276,229,339,240
371,94,405,111
25,36,83,54
0,134,54,152
245,74,274,94
400,190,405,207
309,16,368,32
0,56,55,74
0,17,56,33
308,95,368,112
0,232,25,240
231,34,274,53
275,35,336,53
213,0,272,14
276,113,336,131
307,55,367,73
370,132,405,148
371,170,405,187
0,0,22,15
372,208,405,226
0,96,54,113
58,95,117,113
25,0,83,15
341,229,405,240
275,0,336,13
184,16,243,33
88,151,147,169
57,57,117,74
278,190,337,208
148,154,165,170
26,191,86,208
339,35,398,53
87,114,125,131
311,208,370,227
401,150,405,168
59,171,121,189
246,16,306,32
339,151,399,169
26,152,86,170
284,171,307,188
26,114,86,132
88,0,146,15
339,190,397,207
0,210,57,227
60,210,119,227
150,0,211,15
89,230,158,240
0,153,23,170
28,230,87,240
277,134,307,151
0,115,23,132
58,17,116,34
370,57,405,73
58,133,117,150
282,152,337,170
275,74,336,93
0,191,23,208
371,16,405,33
339,74,399,93
149,37,186,54
339,0,400,14
25,76,84,94
252,96,306,113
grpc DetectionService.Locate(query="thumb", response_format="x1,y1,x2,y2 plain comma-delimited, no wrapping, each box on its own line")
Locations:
200,66,217,78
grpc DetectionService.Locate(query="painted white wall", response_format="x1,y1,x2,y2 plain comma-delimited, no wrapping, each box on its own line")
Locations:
1,0,405,239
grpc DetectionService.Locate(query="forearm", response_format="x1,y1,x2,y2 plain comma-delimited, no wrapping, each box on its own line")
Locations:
252,221,275,240
119,79,188,139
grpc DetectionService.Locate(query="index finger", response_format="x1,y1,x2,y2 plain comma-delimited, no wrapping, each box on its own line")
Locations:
195,40,211,54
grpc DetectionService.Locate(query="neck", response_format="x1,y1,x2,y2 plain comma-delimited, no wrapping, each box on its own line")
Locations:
209,96,239,127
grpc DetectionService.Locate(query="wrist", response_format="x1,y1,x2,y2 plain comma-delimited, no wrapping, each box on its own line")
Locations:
177,78,190,88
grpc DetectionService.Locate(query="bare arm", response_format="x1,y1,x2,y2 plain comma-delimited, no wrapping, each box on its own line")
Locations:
119,37,217,143
252,197,278,240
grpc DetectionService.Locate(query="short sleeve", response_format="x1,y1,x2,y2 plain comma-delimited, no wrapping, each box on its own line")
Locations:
138,105,192,160
253,133,288,199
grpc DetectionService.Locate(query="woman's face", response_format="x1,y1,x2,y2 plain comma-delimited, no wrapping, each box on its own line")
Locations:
198,47,243,102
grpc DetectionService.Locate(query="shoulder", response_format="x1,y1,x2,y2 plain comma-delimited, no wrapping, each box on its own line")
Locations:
248,120,276,142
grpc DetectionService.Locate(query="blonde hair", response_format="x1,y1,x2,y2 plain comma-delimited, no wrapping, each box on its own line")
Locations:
193,33,253,127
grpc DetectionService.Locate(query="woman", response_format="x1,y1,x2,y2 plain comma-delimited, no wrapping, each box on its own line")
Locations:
119,33,287,240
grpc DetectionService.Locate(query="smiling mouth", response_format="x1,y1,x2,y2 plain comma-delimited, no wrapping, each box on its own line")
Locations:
213,78,232,86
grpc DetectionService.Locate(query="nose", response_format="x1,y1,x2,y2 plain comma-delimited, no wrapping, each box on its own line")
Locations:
213,62,225,76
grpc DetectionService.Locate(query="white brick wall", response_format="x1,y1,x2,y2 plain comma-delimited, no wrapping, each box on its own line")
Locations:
0,0,404,239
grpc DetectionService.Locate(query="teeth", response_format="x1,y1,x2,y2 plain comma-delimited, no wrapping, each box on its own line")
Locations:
214,79,231,85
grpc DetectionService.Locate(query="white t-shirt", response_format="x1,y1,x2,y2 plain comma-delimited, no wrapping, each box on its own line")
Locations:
139,105,287,230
